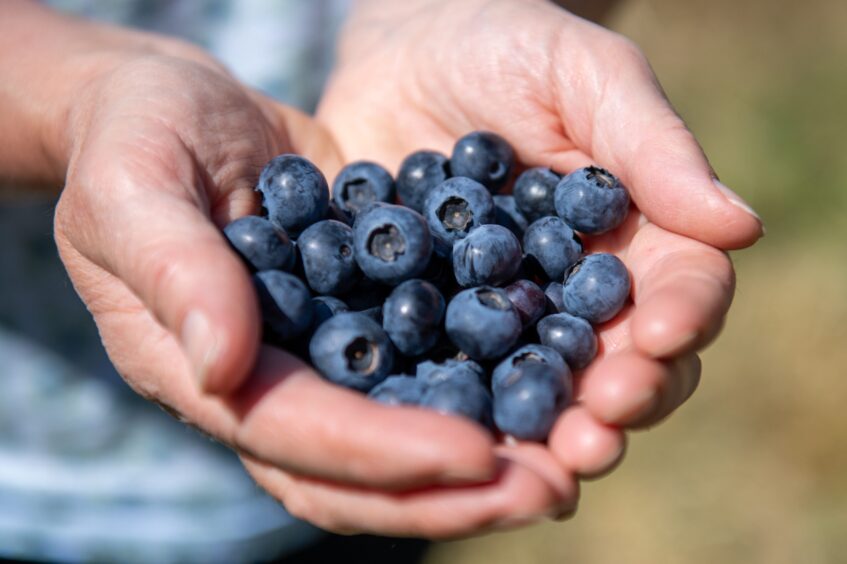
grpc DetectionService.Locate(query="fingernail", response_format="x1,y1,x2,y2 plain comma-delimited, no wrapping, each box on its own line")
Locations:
713,180,765,234
181,310,220,391
651,329,699,359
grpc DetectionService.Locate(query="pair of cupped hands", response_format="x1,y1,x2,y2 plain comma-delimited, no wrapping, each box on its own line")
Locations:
53,0,761,538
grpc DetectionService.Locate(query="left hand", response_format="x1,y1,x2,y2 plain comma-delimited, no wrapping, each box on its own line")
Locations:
279,0,747,534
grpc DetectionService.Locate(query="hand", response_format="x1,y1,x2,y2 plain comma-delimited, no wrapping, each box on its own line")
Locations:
302,0,747,531
51,34,575,538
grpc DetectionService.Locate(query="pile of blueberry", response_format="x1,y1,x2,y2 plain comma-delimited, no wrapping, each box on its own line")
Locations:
223,131,631,442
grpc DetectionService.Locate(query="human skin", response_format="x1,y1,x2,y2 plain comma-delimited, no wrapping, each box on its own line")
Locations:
0,0,759,538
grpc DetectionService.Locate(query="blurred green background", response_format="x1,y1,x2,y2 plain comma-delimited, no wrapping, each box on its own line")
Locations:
427,1,847,563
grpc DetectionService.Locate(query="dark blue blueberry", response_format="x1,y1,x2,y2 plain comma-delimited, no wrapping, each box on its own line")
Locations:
543,281,566,313
396,150,451,212
523,216,583,282
491,344,569,392
297,220,360,295
311,296,349,329
423,177,495,255
256,154,329,235
420,378,493,428
353,204,433,285
415,359,485,387
450,131,514,193
309,312,395,392
554,166,630,234
368,375,427,406
445,286,522,360
513,167,561,221
224,215,296,272
493,194,529,240
452,224,522,288
562,253,631,324
332,161,396,218
382,280,445,356
536,313,597,370
493,362,572,441
254,270,313,340
504,280,547,327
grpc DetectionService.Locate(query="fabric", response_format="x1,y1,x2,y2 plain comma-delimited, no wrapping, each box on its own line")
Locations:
1,1,349,561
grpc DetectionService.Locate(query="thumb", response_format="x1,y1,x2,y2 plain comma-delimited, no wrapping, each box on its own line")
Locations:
564,34,765,250
60,164,260,395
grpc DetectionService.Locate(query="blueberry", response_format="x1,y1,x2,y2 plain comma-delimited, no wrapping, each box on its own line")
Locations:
311,296,350,329
254,270,313,340
536,313,597,370
513,167,561,221
256,154,329,235
423,177,494,255
353,204,433,285
368,375,427,406
491,344,569,392
297,220,360,295
493,194,529,240
420,378,493,428
542,281,566,313
309,312,395,392
452,224,522,288
554,166,630,234
223,216,293,273
523,216,583,282
332,161,396,218
562,253,631,324
504,279,547,327
415,359,485,386
493,362,572,441
396,150,451,212
445,286,522,360
450,131,514,193
381,279,445,356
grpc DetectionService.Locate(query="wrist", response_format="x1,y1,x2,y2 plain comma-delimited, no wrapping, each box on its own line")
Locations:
0,2,217,191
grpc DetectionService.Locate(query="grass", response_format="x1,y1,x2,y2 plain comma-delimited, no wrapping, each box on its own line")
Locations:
426,0,847,562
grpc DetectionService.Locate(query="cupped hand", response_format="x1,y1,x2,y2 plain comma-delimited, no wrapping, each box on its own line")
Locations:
52,44,576,538
308,0,744,529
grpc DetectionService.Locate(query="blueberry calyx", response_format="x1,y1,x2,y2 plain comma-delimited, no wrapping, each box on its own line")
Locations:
476,288,509,310
346,337,379,373
438,197,472,232
586,166,615,189
340,179,375,211
368,224,406,262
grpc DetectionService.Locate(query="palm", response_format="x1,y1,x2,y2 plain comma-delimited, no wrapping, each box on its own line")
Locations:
309,0,736,533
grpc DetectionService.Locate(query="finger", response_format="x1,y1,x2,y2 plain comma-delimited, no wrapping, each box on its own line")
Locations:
627,224,735,358
577,350,701,428
242,453,565,539
226,346,497,489
559,31,764,249
548,406,626,479
59,162,260,395
627,353,701,429
495,443,580,520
